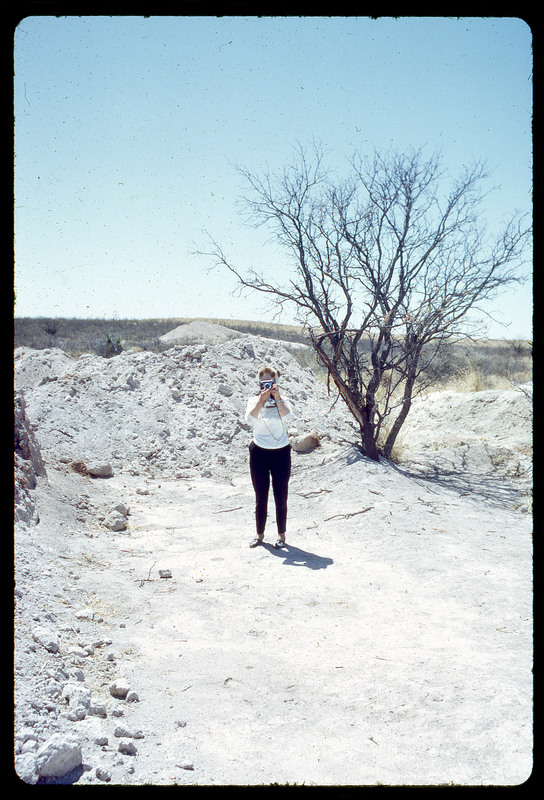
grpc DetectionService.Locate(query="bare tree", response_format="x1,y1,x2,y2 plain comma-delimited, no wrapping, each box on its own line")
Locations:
198,144,531,461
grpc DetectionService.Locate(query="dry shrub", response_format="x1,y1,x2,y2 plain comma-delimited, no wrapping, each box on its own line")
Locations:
69,460,88,475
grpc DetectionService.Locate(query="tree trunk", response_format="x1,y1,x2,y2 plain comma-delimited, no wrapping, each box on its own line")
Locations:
360,405,380,461
332,375,380,461
383,376,415,459
312,335,381,460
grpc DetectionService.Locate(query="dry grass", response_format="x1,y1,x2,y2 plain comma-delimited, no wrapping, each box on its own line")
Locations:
418,338,532,394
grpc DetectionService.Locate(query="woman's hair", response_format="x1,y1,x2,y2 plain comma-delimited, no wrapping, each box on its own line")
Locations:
257,364,280,381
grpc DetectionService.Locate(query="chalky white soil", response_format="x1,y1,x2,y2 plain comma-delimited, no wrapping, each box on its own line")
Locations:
14,325,533,786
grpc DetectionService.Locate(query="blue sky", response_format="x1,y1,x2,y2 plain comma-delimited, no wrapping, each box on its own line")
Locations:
14,15,533,338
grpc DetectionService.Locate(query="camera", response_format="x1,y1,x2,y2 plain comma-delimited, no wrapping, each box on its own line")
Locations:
260,379,276,407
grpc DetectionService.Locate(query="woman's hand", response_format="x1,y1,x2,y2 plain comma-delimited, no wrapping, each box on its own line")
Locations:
249,383,290,419
251,384,275,415
258,384,274,405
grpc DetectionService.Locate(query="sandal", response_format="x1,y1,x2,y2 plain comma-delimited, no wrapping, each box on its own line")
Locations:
249,537,263,548
274,538,286,549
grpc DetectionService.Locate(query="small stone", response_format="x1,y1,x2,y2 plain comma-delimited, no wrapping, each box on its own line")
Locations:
67,645,89,658
109,501,130,516
87,462,113,478
32,627,59,653
62,684,91,721
158,569,172,579
103,512,127,531
126,690,140,703
96,766,112,782
109,679,130,699
90,701,107,718
118,739,137,756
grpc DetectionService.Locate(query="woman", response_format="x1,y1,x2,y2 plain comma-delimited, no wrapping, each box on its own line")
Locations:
244,365,293,549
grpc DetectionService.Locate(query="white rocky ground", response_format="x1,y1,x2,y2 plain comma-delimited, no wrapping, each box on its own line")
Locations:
13,324,533,786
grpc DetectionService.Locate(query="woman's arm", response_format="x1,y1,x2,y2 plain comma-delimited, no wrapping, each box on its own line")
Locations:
271,385,292,418
246,392,267,421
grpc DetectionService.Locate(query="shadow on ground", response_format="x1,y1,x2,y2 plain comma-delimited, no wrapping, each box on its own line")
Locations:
392,458,527,508
262,542,333,570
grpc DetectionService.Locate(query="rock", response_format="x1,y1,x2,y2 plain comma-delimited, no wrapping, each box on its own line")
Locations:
109,501,130,516
16,727,39,749
32,627,59,653
35,734,82,778
217,383,234,396
15,752,39,784
109,679,131,699
158,569,172,578
290,431,320,453
103,512,127,531
114,725,144,738
96,765,112,782
66,645,90,658
118,739,137,755
87,462,113,478
61,683,91,721
114,725,131,738
90,700,107,718
126,690,140,702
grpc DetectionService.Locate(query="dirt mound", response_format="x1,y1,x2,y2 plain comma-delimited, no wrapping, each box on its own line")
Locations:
158,321,242,346
14,336,355,484
14,347,76,391
401,385,533,484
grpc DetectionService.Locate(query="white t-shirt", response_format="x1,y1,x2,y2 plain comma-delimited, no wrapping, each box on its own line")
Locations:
244,396,293,449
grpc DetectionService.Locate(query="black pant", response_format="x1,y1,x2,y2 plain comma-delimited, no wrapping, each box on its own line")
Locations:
249,442,291,536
